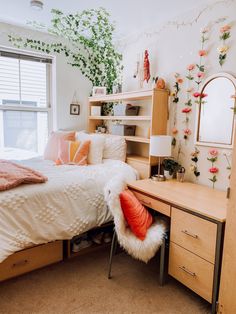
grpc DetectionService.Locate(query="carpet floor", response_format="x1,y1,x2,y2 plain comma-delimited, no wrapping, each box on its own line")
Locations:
0,248,211,314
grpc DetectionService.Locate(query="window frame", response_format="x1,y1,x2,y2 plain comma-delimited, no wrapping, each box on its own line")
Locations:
0,46,55,152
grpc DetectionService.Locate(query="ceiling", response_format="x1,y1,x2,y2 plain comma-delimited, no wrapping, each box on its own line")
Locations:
0,0,213,38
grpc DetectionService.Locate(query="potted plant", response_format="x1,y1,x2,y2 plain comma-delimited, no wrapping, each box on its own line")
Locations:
162,158,181,179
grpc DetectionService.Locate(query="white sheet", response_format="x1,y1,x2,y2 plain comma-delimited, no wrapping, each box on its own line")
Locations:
0,158,137,262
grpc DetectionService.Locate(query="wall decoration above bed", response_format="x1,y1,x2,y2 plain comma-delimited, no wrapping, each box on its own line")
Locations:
8,8,122,94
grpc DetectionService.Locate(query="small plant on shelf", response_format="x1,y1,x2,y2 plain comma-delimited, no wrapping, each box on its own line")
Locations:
162,158,181,178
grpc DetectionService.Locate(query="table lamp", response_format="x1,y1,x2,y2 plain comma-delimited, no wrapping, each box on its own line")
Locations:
150,135,172,181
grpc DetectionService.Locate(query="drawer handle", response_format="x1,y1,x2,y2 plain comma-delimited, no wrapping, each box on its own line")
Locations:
179,266,196,277
12,259,28,268
181,230,198,239
140,199,152,206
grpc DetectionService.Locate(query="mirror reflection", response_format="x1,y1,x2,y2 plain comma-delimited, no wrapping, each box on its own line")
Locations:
197,75,235,146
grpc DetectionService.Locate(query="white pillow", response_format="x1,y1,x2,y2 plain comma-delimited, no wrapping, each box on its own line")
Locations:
76,132,105,164
102,135,127,162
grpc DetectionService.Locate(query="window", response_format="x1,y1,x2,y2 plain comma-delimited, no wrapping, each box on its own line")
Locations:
0,50,52,159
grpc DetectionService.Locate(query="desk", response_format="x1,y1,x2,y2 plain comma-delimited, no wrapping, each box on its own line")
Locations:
128,179,227,314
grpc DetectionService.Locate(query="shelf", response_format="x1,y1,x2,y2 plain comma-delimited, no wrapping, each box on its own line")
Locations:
88,115,151,121
89,89,153,102
126,154,150,164
124,136,150,143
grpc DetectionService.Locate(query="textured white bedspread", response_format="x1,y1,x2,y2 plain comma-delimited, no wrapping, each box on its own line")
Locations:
0,158,137,262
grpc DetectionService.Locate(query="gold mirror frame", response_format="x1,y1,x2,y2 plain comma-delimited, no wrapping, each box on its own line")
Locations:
195,72,236,149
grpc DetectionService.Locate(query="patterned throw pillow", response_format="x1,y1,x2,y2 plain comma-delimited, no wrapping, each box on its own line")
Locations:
56,140,91,165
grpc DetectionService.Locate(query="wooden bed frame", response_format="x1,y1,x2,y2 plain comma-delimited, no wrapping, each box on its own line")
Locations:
0,222,113,282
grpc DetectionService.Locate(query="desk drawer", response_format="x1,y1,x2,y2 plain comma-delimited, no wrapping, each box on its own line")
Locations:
132,190,171,217
169,242,214,303
0,241,63,282
170,207,217,264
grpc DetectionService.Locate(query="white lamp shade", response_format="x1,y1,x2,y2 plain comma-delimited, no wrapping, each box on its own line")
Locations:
150,135,172,157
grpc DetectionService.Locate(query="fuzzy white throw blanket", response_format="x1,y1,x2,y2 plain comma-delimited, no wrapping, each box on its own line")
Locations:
105,177,166,263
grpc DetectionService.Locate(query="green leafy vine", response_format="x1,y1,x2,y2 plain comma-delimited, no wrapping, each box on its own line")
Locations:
8,8,122,93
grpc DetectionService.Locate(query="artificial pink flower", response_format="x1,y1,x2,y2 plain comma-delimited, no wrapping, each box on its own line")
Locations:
172,127,178,135
187,64,195,71
209,167,219,174
220,25,231,33
209,149,218,157
200,93,208,99
193,92,201,98
184,128,192,135
198,50,207,57
197,72,205,78
182,107,192,113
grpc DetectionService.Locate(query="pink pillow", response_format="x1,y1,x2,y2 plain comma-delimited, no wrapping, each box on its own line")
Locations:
56,140,91,165
44,131,75,161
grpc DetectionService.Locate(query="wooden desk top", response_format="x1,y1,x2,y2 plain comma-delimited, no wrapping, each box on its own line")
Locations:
128,179,227,222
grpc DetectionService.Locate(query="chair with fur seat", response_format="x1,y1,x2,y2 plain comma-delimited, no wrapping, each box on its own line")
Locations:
104,179,168,285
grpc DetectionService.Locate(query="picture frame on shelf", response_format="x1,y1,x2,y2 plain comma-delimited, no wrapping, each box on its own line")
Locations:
92,86,107,97
70,103,80,115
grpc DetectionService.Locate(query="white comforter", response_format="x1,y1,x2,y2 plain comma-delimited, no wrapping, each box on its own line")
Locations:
0,158,137,262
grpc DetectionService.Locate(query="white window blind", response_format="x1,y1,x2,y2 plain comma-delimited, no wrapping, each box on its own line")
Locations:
0,50,52,159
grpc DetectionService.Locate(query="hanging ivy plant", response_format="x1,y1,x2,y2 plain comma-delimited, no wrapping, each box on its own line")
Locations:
8,8,123,94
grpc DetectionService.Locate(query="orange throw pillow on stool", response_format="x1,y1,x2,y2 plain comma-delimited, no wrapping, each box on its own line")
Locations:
119,190,153,240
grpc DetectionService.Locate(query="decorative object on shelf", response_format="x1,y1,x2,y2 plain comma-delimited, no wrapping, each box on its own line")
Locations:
96,124,107,134
207,149,219,189
101,102,114,116
111,123,136,136
171,73,183,147
190,147,200,179
70,103,80,115
8,8,122,94
91,106,101,116
112,84,122,94
195,27,209,88
92,86,107,97
150,135,172,181
143,50,151,83
218,24,231,66
113,103,140,116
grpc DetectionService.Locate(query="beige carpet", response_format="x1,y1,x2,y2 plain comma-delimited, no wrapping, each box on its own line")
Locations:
0,248,211,314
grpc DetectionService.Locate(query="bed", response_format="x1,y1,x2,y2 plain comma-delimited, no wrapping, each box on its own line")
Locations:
0,157,137,279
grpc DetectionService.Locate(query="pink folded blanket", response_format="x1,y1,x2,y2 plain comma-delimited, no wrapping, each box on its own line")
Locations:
0,160,48,191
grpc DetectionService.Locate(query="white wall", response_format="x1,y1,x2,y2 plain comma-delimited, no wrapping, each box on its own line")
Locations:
0,22,92,132
119,0,236,190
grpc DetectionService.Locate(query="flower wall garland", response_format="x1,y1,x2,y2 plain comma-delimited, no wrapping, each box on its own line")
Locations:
182,64,195,142
218,24,231,66
171,73,183,147
207,149,219,189
195,28,209,88
190,147,200,179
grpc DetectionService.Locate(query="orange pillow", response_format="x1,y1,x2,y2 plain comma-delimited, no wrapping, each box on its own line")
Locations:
44,131,75,161
56,140,91,165
119,190,153,240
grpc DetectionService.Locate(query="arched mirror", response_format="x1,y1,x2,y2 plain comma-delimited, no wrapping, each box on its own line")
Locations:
196,73,236,148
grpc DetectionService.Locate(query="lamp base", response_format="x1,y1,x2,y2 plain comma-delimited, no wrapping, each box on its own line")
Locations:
151,174,166,182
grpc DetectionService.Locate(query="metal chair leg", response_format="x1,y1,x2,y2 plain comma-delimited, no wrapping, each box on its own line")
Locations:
108,231,117,279
159,236,167,286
